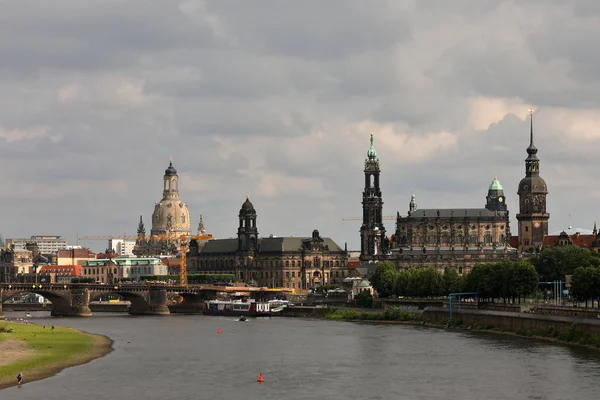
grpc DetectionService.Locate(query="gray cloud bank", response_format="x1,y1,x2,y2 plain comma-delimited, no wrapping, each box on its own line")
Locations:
1,0,599,249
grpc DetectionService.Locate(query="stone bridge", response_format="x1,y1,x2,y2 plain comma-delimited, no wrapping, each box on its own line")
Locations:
0,283,222,317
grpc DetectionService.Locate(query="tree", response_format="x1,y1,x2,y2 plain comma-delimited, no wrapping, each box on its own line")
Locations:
442,268,463,295
531,247,600,282
370,262,397,298
355,290,373,308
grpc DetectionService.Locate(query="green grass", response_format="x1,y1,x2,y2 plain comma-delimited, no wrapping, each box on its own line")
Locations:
325,307,423,322
0,322,111,388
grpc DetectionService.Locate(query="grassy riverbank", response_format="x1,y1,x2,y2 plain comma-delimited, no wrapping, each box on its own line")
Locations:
325,307,600,350
0,322,112,389
325,307,423,322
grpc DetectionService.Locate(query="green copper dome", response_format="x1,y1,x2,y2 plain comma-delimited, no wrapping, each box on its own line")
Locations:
366,133,378,160
489,173,503,191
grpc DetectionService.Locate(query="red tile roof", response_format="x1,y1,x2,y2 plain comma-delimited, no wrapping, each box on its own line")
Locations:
543,233,597,249
509,236,519,248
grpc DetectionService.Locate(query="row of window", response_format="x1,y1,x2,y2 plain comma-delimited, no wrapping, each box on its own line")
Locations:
409,233,505,245
192,258,346,269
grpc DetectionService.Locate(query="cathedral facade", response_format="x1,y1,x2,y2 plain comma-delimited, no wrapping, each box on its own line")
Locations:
187,196,355,289
133,161,193,257
358,117,553,273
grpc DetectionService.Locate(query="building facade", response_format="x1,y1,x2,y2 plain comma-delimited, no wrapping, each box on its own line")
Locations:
83,257,168,283
6,235,68,254
357,133,518,275
56,248,96,266
187,196,354,289
517,110,550,252
134,161,193,256
542,225,600,253
108,239,136,257
388,177,516,274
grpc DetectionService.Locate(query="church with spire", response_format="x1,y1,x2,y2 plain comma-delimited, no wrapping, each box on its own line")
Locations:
359,128,520,274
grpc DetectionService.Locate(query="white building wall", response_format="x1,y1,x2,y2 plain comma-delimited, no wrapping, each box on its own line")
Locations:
108,239,136,257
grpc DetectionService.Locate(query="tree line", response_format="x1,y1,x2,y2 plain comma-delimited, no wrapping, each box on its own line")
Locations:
370,260,538,302
370,246,600,303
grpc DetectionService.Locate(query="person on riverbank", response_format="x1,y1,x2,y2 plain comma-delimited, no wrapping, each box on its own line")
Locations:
17,373,23,386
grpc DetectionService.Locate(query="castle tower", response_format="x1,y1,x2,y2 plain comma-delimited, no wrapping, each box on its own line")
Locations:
360,133,386,260
237,194,258,255
486,173,507,213
517,109,549,252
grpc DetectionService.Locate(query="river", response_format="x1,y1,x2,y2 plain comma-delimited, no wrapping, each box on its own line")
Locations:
2,311,600,400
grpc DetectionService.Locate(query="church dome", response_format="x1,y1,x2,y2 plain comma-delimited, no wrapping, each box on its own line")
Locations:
240,195,256,215
165,161,177,177
151,199,191,237
489,174,503,191
149,160,192,240
517,175,548,195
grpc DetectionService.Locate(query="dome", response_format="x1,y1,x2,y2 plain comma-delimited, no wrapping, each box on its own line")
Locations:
517,175,548,195
150,199,191,239
489,175,503,191
165,161,177,177
240,195,255,214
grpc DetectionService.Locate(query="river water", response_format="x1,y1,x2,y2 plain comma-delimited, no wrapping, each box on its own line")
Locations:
2,311,600,400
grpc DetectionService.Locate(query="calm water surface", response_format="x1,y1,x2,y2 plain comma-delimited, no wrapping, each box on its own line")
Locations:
2,312,600,400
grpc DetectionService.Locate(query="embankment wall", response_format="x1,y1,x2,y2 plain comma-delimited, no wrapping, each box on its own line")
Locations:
423,307,600,335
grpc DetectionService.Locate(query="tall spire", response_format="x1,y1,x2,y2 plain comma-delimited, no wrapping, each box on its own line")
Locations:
594,221,597,236
527,108,538,156
137,215,146,240
524,108,540,176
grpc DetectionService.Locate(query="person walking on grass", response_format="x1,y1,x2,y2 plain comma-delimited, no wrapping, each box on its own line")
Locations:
17,372,23,386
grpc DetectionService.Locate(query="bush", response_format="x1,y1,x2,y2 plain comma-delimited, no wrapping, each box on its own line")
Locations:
355,291,373,308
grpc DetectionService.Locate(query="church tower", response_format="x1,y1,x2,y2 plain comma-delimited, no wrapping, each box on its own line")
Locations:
360,133,386,260
517,109,549,252
486,173,507,213
237,194,258,255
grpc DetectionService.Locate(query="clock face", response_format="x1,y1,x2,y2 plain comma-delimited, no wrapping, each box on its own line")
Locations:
534,222,541,228
498,197,504,202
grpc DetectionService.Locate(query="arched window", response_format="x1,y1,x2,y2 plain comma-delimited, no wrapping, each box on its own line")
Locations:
484,233,492,244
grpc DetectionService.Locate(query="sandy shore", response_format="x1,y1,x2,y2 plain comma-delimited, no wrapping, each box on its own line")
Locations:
0,326,113,390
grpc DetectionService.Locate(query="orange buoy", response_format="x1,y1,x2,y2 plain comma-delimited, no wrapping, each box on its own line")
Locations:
217,328,221,334
257,373,264,383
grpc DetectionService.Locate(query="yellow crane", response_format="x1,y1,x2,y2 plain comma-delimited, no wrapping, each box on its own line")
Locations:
178,234,213,286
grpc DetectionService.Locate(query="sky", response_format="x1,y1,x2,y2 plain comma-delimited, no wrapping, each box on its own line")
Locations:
1,0,599,252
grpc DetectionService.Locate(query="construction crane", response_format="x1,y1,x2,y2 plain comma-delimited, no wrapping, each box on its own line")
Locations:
78,235,138,241
342,216,396,221
178,233,213,286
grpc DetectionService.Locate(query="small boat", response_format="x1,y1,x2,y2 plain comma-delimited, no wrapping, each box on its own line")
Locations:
238,316,247,322
24,313,32,318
